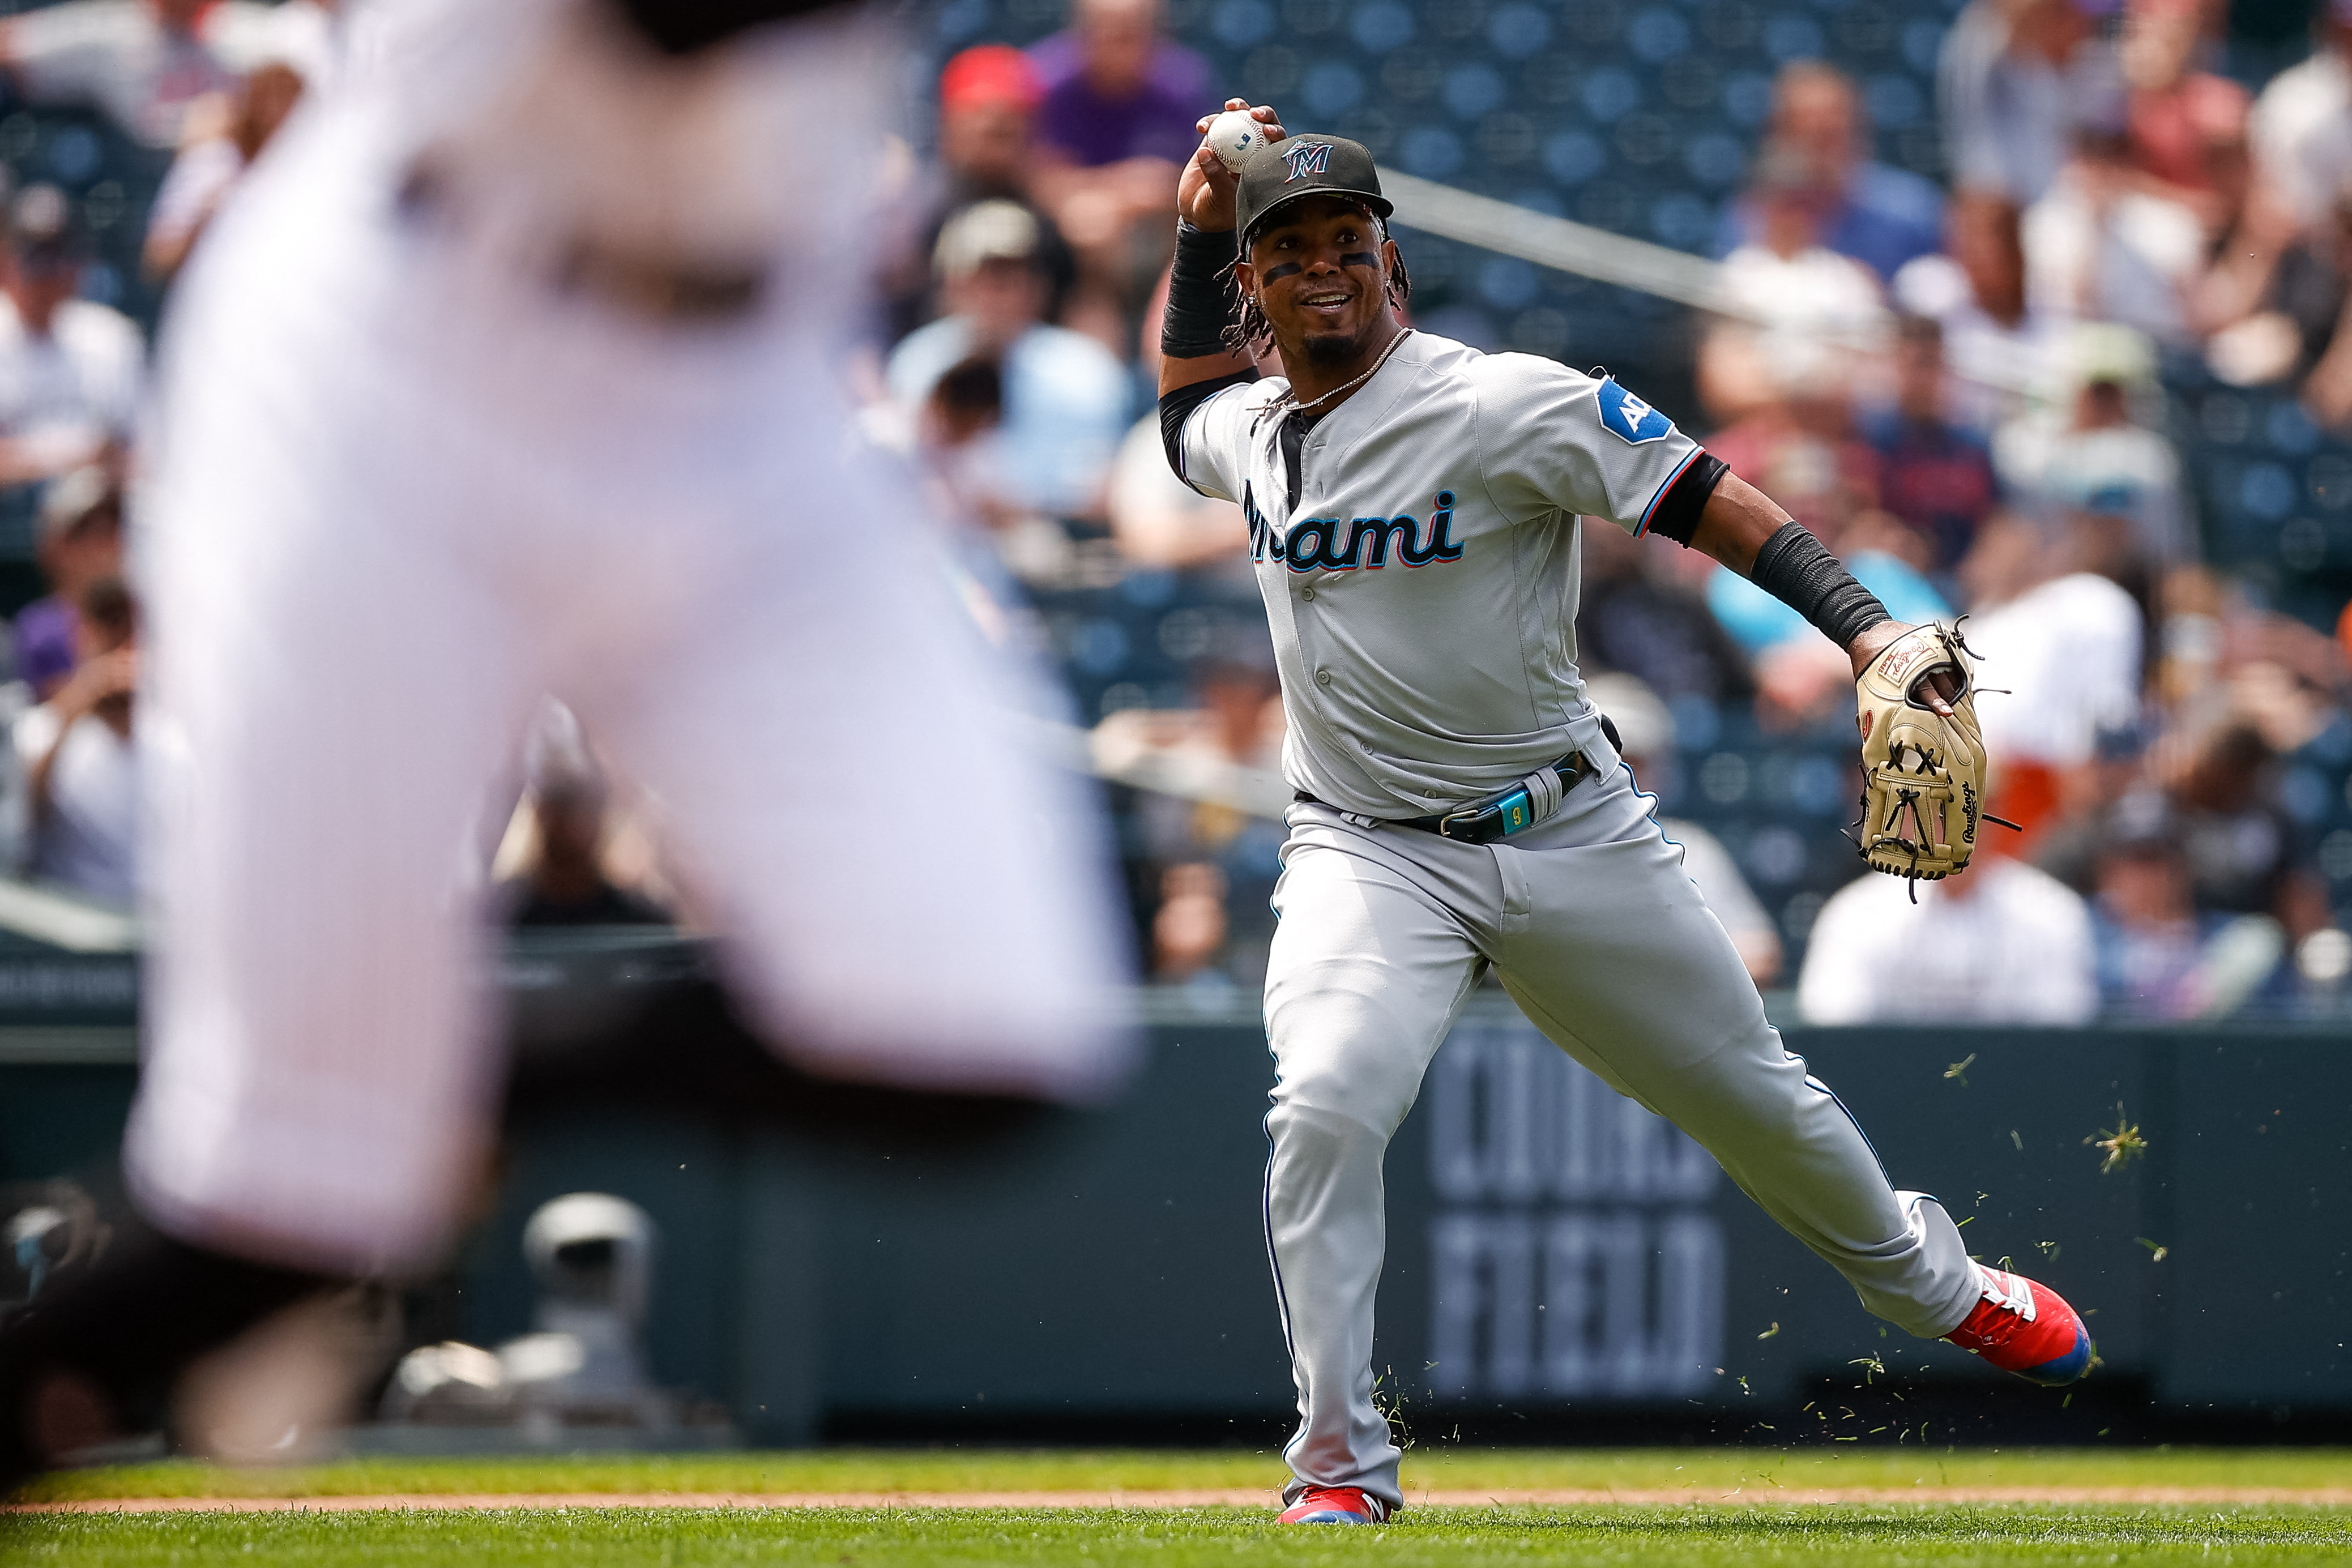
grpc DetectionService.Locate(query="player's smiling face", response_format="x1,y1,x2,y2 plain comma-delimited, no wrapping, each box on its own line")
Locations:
1237,196,1401,366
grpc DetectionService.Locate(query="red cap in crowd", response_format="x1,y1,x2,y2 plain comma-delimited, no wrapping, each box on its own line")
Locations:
940,45,1043,114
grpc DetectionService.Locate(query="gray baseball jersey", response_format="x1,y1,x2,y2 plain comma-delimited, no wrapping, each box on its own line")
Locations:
1177,330,1701,818
1177,328,1990,1517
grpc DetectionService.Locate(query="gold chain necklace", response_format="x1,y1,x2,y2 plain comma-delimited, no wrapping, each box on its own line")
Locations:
1282,328,1414,415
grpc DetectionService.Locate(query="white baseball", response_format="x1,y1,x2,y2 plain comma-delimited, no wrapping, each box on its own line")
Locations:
1204,109,1270,172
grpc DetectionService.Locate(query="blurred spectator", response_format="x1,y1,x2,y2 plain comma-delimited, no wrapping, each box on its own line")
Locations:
1594,673,1783,986
2029,719,2153,894
1940,0,2120,207
0,0,283,149
1095,649,1286,988
1893,193,2064,430
500,772,671,929
1862,317,2001,570
2119,0,2251,227
2200,0,2352,417
2023,123,2207,344
1961,511,2146,841
2089,789,2286,1018
494,703,673,928
881,45,1077,345
2167,717,2330,937
14,465,118,703
1798,852,2098,1024
2198,184,2352,402
0,186,140,495
1577,521,1756,710
14,574,135,904
1715,147,1889,348
1026,0,1207,348
911,353,1013,531
1028,0,1207,168
1714,61,1945,282
1705,338,1881,530
143,59,305,283
1152,860,1227,980
1994,325,2189,561
2245,0,2352,254
886,200,1128,520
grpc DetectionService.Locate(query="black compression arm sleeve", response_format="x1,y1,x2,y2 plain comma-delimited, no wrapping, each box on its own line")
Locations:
1159,369,1258,485
1645,452,1728,546
1162,221,1243,360
1748,520,1892,650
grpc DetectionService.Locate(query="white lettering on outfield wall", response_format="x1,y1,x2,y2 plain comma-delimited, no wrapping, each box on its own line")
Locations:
1426,1022,1725,1399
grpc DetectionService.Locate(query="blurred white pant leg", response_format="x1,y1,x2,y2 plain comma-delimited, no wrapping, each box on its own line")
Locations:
126,202,537,1275
571,420,1136,1103
126,13,1136,1275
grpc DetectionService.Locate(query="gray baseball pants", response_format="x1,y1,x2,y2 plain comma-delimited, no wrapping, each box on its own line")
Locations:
1262,759,1980,1509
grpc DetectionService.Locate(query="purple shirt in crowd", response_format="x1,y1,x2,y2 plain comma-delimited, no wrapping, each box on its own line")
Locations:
1026,33,1209,168
14,595,76,698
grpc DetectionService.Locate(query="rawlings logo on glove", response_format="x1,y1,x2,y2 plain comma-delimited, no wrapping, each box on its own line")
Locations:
1854,622,2000,887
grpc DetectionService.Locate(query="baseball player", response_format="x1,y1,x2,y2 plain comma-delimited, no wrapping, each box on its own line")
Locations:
1159,105,2089,1526
0,0,1132,1485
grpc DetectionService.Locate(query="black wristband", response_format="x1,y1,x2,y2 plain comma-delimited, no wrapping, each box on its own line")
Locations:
1748,520,1891,650
1162,220,1240,361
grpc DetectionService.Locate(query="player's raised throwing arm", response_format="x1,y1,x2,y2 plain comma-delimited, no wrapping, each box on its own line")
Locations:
1158,99,1284,400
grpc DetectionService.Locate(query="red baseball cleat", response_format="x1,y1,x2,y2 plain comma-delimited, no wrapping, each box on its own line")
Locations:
1943,1263,2091,1385
1279,1485,1391,1524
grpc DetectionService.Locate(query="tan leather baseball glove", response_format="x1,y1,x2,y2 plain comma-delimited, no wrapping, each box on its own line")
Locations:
1854,622,1987,885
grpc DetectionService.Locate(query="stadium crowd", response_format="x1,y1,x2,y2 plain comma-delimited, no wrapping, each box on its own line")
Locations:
868,0,2352,1024
0,0,2342,1027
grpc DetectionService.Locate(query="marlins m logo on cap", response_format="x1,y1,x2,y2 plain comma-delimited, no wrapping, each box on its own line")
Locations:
1281,142,1333,181
1234,134,1391,250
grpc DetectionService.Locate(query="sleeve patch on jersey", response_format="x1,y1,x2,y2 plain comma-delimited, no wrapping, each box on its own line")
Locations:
1595,377,1676,446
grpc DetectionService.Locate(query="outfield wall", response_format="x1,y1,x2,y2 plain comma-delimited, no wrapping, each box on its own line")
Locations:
1,937,2345,1442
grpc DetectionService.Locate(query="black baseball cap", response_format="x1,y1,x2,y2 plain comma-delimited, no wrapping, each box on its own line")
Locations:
1233,134,1391,255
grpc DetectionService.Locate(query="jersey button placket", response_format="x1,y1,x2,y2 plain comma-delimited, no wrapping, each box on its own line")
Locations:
1314,669,1332,687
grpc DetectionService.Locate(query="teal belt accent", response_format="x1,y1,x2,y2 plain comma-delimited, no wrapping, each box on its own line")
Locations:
1293,748,1599,845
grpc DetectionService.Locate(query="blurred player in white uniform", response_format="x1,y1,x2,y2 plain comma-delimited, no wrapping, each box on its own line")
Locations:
0,0,1132,1482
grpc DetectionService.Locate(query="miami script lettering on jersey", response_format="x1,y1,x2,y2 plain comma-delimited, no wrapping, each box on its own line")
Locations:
1247,489,1467,572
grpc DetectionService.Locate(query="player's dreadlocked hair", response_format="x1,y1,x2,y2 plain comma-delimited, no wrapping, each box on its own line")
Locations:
1223,208,1412,357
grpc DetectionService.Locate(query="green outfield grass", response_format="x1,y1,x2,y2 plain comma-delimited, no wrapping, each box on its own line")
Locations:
14,1445,2352,1501
8,1449,2347,1566
6,1501,2349,1567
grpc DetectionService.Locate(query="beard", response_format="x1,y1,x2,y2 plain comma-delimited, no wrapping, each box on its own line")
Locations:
1297,321,1374,365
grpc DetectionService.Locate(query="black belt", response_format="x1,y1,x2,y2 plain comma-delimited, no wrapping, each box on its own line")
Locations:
1295,748,1602,845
